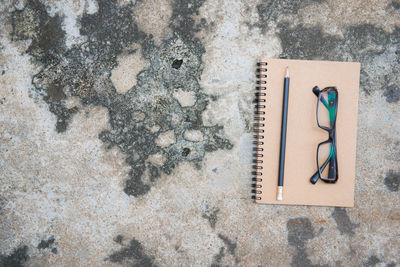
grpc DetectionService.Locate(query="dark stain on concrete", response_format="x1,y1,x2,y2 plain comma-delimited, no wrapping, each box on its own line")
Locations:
211,247,225,267
217,234,236,256
276,22,400,98
392,1,400,9
383,170,400,192
287,217,326,267
334,260,343,267
45,80,66,102
202,207,220,229
11,0,232,197
106,236,156,266
11,0,66,65
169,0,206,43
317,227,324,235
37,236,57,255
11,0,77,133
256,0,325,32
277,22,396,61
287,218,314,248
217,234,239,264
364,255,381,266
37,237,55,249
383,84,400,103
171,59,183,69
114,234,124,245
0,195,6,213
278,23,341,60
0,245,29,267
332,208,359,236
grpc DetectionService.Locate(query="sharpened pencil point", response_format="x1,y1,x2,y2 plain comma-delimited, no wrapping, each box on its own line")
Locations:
285,67,289,78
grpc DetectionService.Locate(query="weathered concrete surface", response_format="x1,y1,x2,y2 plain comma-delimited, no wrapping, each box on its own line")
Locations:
0,0,399,266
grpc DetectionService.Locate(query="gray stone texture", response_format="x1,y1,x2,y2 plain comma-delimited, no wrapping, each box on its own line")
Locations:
0,0,399,266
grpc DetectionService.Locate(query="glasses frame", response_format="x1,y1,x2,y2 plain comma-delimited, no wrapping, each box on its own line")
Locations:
310,86,339,184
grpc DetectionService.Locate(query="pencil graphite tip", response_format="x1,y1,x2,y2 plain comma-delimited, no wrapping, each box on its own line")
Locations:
285,67,289,78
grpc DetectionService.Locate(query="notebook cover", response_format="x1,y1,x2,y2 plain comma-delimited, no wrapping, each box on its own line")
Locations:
255,58,360,207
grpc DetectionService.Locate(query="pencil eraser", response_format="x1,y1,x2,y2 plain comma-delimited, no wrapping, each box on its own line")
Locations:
277,186,283,201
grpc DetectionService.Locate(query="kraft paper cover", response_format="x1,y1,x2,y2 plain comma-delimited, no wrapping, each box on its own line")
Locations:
255,58,360,207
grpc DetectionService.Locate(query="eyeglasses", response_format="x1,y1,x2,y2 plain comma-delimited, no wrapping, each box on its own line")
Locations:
309,86,339,184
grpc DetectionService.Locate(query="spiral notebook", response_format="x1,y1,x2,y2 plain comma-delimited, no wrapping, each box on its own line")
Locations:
252,58,360,207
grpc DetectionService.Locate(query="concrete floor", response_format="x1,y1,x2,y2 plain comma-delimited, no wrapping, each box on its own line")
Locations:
0,0,399,266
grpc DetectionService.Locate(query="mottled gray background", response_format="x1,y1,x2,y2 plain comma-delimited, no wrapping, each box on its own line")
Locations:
0,0,399,266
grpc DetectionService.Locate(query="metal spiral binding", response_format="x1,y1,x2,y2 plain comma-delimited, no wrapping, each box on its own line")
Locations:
252,61,267,201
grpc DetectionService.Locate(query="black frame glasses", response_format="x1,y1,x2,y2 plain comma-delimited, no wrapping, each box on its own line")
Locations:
310,86,339,184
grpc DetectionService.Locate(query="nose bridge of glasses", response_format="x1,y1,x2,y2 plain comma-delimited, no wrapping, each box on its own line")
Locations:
328,128,335,140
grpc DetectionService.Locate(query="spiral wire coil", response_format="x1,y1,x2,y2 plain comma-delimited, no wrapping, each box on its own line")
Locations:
252,62,267,201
